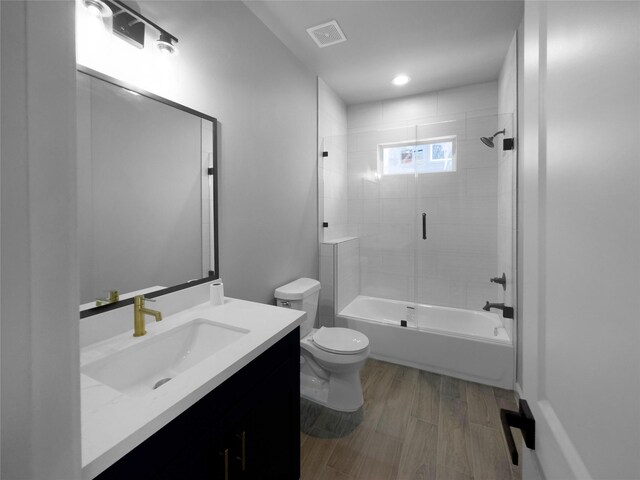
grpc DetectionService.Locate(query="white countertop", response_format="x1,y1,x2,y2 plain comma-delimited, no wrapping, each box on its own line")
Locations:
81,297,304,479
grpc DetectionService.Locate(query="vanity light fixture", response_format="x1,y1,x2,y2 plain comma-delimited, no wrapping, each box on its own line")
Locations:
83,0,112,18
155,32,178,56
392,74,410,86
99,0,179,54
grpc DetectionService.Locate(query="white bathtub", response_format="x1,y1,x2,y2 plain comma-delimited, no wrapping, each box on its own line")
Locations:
336,295,514,389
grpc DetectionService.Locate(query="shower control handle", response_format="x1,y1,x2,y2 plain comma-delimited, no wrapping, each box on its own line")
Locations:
490,273,507,291
422,213,427,240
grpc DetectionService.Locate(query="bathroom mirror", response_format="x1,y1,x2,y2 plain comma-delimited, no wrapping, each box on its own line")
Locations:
77,66,218,317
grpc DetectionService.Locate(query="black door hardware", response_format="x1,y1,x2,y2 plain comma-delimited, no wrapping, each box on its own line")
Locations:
322,151,328,157
422,213,427,239
500,399,535,465
322,222,329,228
483,302,514,319
503,138,515,150
490,273,507,291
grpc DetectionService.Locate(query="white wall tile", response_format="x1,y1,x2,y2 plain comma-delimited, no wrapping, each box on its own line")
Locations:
348,102,384,129
319,79,348,243
361,271,412,302
466,167,498,197
466,282,497,311
335,238,360,313
436,82,498,115
457,139,498,169
379,174,412,199
381,198,414,224
416,115,466,140
497,32,517,323
465,114,499,142
382,92,438,123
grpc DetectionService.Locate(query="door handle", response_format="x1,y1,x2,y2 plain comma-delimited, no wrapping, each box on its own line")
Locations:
500,399,536,465
422,213,427,239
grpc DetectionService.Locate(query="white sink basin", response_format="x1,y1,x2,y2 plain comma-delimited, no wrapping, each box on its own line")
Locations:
82,318,249,396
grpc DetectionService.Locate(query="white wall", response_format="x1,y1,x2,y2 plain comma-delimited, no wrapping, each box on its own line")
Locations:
346,83,501,310
1,2,81,478
521,1,640,478
78,1,318,305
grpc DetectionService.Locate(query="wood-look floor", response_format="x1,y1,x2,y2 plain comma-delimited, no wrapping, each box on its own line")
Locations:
300,359,523,480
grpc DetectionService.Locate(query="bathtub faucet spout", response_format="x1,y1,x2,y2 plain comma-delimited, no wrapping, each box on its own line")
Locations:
483,302,514,319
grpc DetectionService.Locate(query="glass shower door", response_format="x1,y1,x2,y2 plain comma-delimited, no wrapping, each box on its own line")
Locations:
346,124,418,308
413,113,505,312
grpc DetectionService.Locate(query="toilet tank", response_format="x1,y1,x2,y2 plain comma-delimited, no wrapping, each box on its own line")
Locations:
274,278,321,338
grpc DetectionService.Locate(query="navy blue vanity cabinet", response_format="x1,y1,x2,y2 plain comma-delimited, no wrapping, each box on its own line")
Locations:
94,327,300,480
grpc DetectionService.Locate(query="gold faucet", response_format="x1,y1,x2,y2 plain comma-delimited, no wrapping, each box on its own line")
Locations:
133,295,163,337
96,290,119,307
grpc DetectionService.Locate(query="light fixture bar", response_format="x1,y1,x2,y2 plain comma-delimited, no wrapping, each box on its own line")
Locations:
104,0,178,45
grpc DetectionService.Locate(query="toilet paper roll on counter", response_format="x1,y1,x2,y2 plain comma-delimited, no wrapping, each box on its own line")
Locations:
210,281,224,306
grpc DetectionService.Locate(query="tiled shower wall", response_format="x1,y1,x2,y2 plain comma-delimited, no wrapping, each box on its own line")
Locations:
319,238,360,327
497,34,518,338
319,242,335,327
318,79,348,242
318,79,349,326
344,82,502,310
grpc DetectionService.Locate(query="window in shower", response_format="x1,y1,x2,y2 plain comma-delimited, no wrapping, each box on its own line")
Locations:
379,136,457,175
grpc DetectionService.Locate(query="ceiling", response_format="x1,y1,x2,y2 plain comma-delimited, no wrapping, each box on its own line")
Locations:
244,0,524,105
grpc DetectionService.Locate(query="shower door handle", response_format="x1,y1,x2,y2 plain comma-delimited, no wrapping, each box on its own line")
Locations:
422,213,427,239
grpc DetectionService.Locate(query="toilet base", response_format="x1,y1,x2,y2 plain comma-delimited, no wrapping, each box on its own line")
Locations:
300,370,364,412
300,397,363,439
300,371,329,406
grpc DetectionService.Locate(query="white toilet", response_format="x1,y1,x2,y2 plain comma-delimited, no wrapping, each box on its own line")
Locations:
275,278,370,412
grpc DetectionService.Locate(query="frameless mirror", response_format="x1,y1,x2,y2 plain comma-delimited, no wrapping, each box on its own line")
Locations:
77,67,218,316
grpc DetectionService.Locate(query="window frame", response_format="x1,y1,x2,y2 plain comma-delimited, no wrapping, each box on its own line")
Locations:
377,135,457,177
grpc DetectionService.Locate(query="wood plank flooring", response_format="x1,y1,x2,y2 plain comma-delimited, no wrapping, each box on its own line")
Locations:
300,359,522,480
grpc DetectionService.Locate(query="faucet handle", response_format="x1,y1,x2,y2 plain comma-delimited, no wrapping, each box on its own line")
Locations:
490,273,507,291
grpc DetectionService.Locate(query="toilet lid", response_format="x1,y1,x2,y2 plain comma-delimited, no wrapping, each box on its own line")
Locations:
312,327,369,354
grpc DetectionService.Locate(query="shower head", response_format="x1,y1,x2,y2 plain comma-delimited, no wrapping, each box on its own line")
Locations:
480,129,506,148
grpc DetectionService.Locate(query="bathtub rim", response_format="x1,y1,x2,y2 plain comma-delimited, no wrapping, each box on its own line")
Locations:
338,295,513,346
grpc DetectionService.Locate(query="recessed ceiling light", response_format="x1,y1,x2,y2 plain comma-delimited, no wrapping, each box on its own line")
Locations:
392,74,410,86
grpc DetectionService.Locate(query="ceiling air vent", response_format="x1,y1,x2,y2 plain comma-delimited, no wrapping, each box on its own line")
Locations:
306,20,347,48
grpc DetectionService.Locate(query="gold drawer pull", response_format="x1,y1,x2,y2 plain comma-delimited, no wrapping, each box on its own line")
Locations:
235,431,246,471
219,448,229,480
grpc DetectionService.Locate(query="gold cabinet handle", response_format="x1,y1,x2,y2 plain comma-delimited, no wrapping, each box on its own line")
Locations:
219,448,229,480
235,431,246,471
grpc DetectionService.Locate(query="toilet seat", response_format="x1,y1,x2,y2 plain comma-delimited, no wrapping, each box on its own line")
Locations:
312,327,369,355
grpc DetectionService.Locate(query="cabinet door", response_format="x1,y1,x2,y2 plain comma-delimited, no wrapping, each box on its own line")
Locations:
233,357,299,480
152,431,212,479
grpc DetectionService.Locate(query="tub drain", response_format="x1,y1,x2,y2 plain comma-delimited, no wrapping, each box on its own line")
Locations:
153,377,172,390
